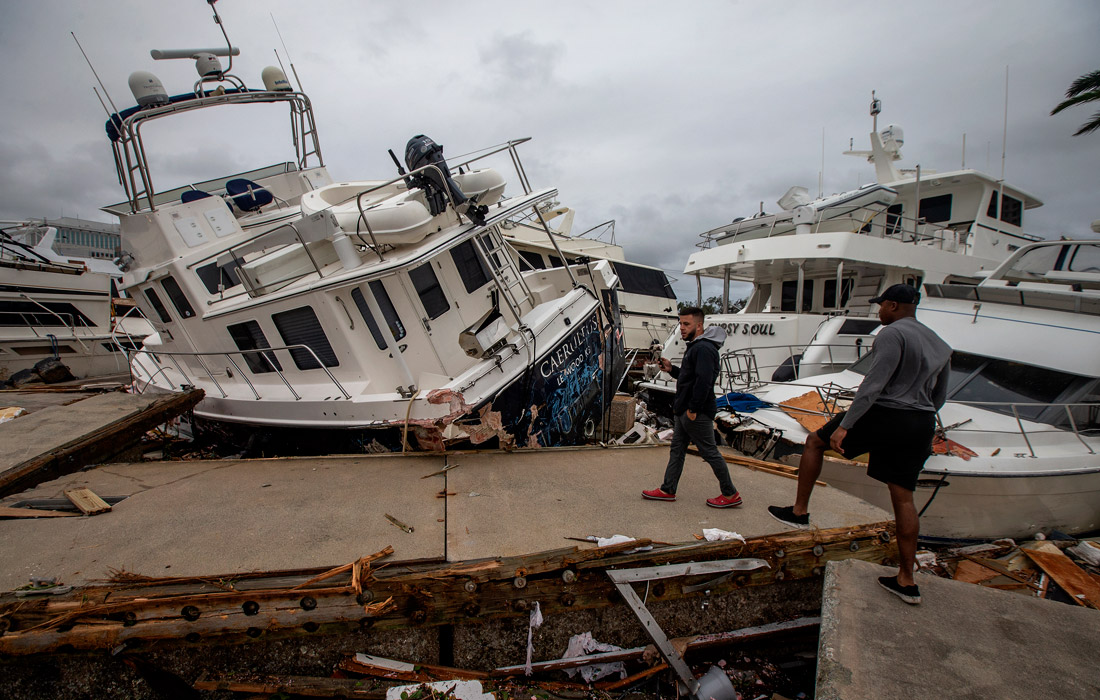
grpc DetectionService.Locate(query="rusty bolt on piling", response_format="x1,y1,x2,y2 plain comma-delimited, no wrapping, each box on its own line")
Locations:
464,580,478,593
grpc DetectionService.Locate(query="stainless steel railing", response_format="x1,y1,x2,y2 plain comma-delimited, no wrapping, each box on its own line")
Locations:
128,343,351,401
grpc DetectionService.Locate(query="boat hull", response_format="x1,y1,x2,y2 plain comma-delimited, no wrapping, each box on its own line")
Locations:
818,458,1100,542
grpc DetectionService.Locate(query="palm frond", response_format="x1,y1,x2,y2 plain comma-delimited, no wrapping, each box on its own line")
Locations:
1073,110,1100,137
1051,88,1100,115
1064,69,1100,99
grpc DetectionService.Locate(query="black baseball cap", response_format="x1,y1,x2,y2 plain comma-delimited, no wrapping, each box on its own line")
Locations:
870,283,921,305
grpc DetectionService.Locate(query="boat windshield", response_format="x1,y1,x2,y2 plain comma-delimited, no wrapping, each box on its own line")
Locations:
847,349,1099,430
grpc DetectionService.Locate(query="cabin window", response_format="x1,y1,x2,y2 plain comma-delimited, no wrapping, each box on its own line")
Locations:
549,256,564,268
144,288,172,324
1067,243,1100,273
918,194,952,224
409,263,450,320
228,320,283,374
161,277,195,319
271,306,339,370
949,355,1077,421
1000,195,1022,227
612,262,677,299
0,300,95,328
450,240,491,293
519,251,545,270
823,278,854,309
351,283,407,350
987,193,1023,227
884,204,904,237
781,280,813,312
196,261,242,294
837,319,880,335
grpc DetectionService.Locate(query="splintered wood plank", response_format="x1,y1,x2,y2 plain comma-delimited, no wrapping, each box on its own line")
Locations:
64,488,112,516
0,506,79,518
953,559,1000,584
1023,542,1100,610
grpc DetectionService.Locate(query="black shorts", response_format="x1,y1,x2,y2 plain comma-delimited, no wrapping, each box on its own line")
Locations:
816,405,936,491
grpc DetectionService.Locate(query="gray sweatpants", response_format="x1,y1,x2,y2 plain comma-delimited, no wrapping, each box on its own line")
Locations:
660,412,737,497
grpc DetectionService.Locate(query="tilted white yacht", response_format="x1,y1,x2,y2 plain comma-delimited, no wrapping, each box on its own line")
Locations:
645,93,1042,400
0,225,150,382
108,3,625,449
723,240,1100,541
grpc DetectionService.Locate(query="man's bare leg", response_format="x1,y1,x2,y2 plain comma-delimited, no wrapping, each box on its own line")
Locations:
793,432,826,516
887,482,919,586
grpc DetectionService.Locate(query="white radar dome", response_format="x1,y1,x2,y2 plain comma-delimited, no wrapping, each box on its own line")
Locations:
128,71,170,107
880,125,904,155
194,52,223,77
261,66,293,92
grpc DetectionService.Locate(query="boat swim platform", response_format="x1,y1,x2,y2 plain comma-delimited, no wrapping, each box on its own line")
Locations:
817,559,1100,700
0,445,889,592
0,387,203,498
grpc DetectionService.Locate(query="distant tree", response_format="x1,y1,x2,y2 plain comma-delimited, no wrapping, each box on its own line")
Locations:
1051,69,1100,136
677,296,747,316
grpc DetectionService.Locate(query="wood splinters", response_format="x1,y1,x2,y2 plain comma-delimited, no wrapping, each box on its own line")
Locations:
363,595,395,616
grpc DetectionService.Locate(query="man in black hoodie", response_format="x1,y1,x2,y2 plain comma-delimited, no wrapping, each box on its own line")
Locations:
643,307,743,508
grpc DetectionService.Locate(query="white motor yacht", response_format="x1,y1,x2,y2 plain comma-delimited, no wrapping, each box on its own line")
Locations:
721,240,1100,542
106,3,625,450
0,225,150,382
644,93,1042,402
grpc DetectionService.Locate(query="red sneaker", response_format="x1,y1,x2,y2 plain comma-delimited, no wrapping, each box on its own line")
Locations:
706,492,743,508
642,488,676,501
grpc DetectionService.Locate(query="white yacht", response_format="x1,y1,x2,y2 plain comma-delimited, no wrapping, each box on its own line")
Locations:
722,240,1100,542
646,93,1041,400
0,225,150,382
106,3,625,449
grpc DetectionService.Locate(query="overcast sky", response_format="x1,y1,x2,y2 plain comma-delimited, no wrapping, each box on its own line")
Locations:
2,1,1097,299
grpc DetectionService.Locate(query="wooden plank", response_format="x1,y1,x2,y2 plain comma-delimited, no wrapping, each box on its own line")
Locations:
688,446,827,486
339,654,488,681
0,506,80,518
64,488,112,516
0,389,203,498
953,559,1000,585
958,554,1040,590
193,673,386,698
1022,542,1100,609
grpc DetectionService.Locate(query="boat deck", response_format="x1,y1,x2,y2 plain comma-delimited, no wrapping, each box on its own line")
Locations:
0,445,888,591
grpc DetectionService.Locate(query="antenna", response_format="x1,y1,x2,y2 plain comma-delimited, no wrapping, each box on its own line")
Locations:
71,32,122,116
1000,66,1009,182
271,13,304,92
818,127,825,198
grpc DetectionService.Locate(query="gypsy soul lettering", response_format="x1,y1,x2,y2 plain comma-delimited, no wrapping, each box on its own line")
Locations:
711,322,777,336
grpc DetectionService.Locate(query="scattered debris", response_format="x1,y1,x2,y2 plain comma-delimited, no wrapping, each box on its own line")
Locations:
63,487,112,516
560,632,626,683
0,407,27,424
703,529,747,543
14,577,72,597
384,514,414,534
1022,541,1100,609
0,505,79,519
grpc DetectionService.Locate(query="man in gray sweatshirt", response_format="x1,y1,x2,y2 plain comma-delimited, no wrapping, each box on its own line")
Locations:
768,284,951,605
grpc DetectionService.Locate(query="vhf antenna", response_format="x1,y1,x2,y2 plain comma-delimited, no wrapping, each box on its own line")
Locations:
270,13,305,92
71,32,122,116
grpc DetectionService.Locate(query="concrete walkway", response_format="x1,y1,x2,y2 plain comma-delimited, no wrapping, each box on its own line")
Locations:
0,446,888,591
817,559,1100,700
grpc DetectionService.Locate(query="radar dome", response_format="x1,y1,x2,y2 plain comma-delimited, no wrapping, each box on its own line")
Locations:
128,71,169,107
261,66,293,92
880,125,904,155
194,52,223,77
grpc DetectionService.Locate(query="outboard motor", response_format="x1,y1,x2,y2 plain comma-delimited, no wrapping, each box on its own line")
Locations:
403,135,488,226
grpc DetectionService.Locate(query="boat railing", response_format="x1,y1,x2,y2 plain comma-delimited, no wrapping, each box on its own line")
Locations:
720,377,1099,457
182,139,539,302
717,341,871,392
127,343,352,401
697,202,969,251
